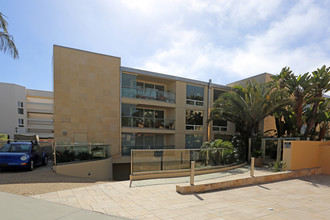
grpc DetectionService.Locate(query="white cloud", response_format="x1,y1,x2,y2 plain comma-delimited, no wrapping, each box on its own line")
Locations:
128,0,330,85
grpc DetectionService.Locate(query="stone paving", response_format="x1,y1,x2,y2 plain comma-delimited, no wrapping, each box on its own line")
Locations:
31,168,330,220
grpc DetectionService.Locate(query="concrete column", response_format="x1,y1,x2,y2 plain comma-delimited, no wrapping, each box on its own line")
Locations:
250,157,255,177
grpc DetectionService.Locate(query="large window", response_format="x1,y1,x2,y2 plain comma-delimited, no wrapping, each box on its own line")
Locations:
213,119,228,132
121,104,174,129
186,110,203,130
121,73,175,103
185,134,203,149
121,133,167,155
213,89,225,102
122,73,137,98
186,84,204,106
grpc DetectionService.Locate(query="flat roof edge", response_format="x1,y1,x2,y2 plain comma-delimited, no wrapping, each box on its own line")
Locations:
120,66,230,90
53,45,121,60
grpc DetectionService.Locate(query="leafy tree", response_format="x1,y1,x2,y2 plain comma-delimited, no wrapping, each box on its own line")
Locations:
0,12,18,59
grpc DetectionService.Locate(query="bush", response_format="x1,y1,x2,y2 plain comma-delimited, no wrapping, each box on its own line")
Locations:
269,161,287,172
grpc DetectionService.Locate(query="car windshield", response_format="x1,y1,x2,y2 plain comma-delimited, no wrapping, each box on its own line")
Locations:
0,144,31,153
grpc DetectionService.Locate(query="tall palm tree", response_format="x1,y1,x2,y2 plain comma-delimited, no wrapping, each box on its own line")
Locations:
305,65,330,136
211,81,287,139
271,67,313,136
0,12,19,59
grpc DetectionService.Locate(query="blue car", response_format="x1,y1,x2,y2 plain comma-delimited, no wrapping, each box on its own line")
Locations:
0,141,48,171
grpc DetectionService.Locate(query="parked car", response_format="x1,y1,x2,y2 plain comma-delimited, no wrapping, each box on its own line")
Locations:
0,141,48,171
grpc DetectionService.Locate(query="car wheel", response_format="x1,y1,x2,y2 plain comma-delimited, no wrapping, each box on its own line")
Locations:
29,160,34,171
43,156,48,166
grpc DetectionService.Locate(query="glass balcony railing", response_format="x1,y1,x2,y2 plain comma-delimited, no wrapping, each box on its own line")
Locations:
122,145,175,156
122,116,175,130
54,144,110,164
122,86,176,103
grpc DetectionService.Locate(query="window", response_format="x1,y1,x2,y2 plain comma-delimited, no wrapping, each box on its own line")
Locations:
121,104,171,129
121,133,166,156
213,119,228,132
18,118,24,127
121,73,137,98
18,101,24,114
185,134,203,149
213,89,225,102
186,84,204,106
186,110,203,130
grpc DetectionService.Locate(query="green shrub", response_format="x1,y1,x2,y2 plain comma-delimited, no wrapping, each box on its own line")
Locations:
269,161,287,172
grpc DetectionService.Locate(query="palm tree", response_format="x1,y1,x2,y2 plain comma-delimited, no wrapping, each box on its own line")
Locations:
271,67,314,136
211,81,286,139
305,65,330,136
316,99,330,140
0,12,19,59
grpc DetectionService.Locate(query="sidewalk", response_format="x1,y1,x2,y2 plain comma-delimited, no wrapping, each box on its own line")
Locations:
0,191,128,220
30,167,330,219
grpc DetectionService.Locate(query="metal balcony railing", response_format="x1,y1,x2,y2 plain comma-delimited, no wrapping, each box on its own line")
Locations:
213,126,228,132
122,116,175,130
122,86,175,103
186,124,203,131
186,99,204,106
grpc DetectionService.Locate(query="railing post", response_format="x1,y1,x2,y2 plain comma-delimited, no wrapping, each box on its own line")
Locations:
250,157,255,177
190,161,195,185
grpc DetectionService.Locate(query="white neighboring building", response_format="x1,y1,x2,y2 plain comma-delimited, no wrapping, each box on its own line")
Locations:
0,82,54,139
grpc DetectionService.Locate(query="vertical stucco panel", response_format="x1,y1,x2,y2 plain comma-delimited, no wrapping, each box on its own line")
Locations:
290,141,320,170
53,46,121,155
319,143,330,174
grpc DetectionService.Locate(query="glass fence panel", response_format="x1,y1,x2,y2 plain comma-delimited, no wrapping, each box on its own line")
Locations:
55,144,110,164
131,147,246,174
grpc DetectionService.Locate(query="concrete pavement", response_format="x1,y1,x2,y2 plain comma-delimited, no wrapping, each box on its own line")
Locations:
0,191,128,220
30,168,330,219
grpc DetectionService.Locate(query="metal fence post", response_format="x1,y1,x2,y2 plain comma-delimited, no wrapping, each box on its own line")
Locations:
250,157,255,177
190,161,195,185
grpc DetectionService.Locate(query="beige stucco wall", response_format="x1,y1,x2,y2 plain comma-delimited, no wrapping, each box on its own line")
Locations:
319,143,330,174
283,141,330,173
53,45,121,155
54,158,113,180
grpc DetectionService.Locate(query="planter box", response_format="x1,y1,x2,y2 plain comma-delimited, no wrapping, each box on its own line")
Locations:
254,158,264,167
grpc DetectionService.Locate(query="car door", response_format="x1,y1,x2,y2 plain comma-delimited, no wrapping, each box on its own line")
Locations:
31,144,40,164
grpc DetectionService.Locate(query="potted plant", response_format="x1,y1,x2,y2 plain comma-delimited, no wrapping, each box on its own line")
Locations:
252,150,264,167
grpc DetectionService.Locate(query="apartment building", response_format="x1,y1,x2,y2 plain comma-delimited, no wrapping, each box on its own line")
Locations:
0,82,54,139
53,45,236,179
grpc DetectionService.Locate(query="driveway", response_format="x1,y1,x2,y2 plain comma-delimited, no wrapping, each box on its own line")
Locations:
0,161,107,196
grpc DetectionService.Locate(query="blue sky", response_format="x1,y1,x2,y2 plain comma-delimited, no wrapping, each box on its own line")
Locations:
1,0,330,94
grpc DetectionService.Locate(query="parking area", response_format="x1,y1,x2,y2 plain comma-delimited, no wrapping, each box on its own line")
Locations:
0,161,107,196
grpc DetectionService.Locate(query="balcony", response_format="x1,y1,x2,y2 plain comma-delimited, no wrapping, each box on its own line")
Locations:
122,116,175,130
122,86,175,103
122,145,175,156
